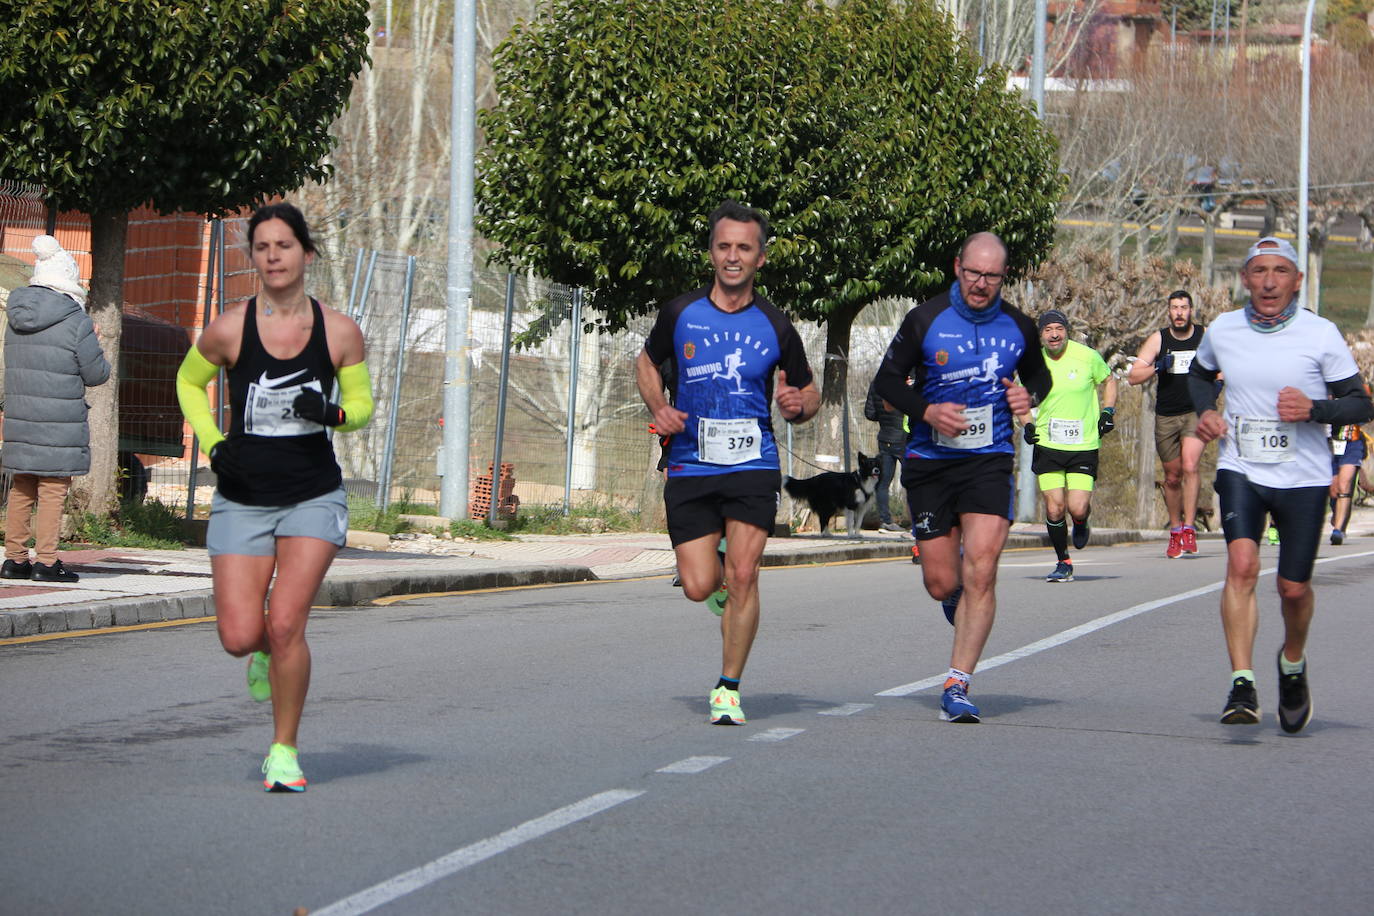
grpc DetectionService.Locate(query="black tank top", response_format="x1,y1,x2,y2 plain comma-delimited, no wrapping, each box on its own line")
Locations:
220,297,342,505
1156,324,1204,417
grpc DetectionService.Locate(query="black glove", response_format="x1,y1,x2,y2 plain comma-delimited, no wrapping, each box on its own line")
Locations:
1023,422,1039,445
292,390,346,427
209,438,246,482
1098,407,1116,437
1154,352,1174,374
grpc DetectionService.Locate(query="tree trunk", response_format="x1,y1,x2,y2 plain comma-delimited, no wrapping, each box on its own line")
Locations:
68,209,127,529
820,305,858,463
1135,386,1158,529
1308,245,1324,315
1201,211,1218,285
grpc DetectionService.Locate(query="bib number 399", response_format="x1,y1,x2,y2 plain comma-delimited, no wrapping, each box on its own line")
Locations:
935,404,993,450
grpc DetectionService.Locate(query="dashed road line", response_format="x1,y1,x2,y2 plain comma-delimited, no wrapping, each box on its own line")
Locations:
818,703,872,716
657,756,730,774
748,727,805,742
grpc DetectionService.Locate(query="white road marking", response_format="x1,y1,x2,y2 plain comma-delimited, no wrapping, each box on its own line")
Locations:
818,703,873,716
311,789,643,916
748,727,805,742
657,756,730,774
877,550,1374,698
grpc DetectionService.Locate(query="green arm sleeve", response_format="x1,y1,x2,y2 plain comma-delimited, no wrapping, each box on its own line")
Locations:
336,360,374,432
176,346,225,454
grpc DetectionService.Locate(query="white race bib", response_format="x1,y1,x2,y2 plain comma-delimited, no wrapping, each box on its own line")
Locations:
698,417,762,466
936,404,993,450
1332,439,1348,456
1235,417,1296,463
245,381,324,437
1170,350,1196,375
1047,417,1084,445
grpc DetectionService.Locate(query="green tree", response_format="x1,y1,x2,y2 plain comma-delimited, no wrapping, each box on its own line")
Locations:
477,0,1061,403
0,0,370,518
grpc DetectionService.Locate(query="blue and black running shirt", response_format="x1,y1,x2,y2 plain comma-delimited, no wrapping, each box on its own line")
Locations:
644,287,814,477
872,289,1049,460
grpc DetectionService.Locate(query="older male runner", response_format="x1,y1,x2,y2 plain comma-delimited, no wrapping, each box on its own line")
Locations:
1189,237,1373,732
873,232,1050,723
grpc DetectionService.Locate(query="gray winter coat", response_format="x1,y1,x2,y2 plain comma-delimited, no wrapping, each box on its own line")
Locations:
3,285,110,476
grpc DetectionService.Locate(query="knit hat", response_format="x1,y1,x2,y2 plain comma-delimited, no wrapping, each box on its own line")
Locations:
1037,309,1069,331
30,235,87,305
1244,236,1299,269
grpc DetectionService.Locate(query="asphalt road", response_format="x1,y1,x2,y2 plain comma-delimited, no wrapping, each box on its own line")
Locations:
4,539,1373,915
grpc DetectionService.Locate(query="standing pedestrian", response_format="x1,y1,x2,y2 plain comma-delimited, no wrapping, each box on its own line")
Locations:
1189,237,1372,731
864,376,908,532
635,200,819,726
2,235,110,583
873,231,1050,723
176,202,373,789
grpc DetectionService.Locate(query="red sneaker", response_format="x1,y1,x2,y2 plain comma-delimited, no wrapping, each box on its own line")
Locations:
1166,529,1183,559
1181,526,1198,554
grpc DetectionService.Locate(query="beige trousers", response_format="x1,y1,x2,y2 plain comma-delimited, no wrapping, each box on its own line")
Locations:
5,474,72,565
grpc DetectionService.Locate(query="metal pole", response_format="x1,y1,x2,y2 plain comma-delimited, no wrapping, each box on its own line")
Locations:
563,288,583,516
345,248,366,319
1031,0,1047,116
379,256,418,512
186,219,222,520
355,250,379,323
1298,0,1316,311
487,273,517,526
441,0,476,518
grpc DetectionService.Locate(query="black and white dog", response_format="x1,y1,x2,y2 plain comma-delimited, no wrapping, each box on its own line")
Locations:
783,452,881,538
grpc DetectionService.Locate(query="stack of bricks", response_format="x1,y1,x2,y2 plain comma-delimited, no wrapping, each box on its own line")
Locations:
469,462,518,520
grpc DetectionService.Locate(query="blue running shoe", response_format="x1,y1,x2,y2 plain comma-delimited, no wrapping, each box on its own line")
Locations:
940,585,962,626
1045,559,1074,582
1072,520,1090,550
940,682,980,723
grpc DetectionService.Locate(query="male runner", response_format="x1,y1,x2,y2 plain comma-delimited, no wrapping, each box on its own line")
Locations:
1020,310,1117,583
1128,290,1208,558
636,200,819,726
1189,237,1373,732
1327,420,1366,545
873,232,1050,723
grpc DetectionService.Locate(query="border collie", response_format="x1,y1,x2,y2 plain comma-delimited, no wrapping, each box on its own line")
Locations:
783,452,881,538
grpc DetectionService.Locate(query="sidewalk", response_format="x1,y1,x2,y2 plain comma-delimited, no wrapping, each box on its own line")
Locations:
0,522,1178,640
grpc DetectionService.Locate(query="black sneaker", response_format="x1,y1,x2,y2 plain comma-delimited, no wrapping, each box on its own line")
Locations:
1276,652,1313,734
1072,520,1090,550
1330,529,1344,546
1220,676,1261,724
32,560,78,583
1,559,33,579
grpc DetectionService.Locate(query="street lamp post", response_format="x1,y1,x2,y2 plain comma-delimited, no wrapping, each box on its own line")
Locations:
1298,0,1316,310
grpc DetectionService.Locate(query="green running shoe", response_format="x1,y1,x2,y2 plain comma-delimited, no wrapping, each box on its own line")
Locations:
705,584,728,617
709,686,746,725
261,742,307,792
1267,526,1280,546
246,651,271,702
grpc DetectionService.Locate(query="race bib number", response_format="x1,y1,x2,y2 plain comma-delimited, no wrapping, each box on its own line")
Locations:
1332,439,1348,456
698,417,762,466
245,381,323,437
1235,417,1296,463
1047,417,1084,445
936,404,993,450
1170,350,1196,375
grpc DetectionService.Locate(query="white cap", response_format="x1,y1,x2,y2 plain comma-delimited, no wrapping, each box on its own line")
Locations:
30,235,87,305
1244,236,1299,269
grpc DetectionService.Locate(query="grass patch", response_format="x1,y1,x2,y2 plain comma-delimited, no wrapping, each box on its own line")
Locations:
346,497,416,536
67,499,187,549
506,501,642,535
449,518,515,540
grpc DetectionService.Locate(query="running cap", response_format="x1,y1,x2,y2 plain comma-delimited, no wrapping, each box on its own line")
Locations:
1244,236,1299,269
30,234,87,305
1037,309,1069,331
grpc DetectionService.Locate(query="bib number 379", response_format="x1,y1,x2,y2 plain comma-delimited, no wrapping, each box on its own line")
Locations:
699,417,763,466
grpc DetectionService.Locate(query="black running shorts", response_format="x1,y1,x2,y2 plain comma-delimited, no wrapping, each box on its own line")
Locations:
663,469,780,546
1214,469,1326,583
901,453,1014,540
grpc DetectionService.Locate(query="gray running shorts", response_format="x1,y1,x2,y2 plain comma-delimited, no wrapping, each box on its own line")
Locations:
206,487,349,557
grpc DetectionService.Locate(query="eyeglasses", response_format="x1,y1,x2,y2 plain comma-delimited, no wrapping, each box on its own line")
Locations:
961,267,1005,286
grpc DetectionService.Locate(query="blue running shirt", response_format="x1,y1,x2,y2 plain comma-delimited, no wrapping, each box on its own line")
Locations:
644,288,814,477
872,289,1049,460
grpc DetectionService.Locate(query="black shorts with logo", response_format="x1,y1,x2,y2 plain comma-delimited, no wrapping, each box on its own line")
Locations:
901,453,1014,540
1030,446,1100,480
1214,469,1326,583
663,469,780,546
